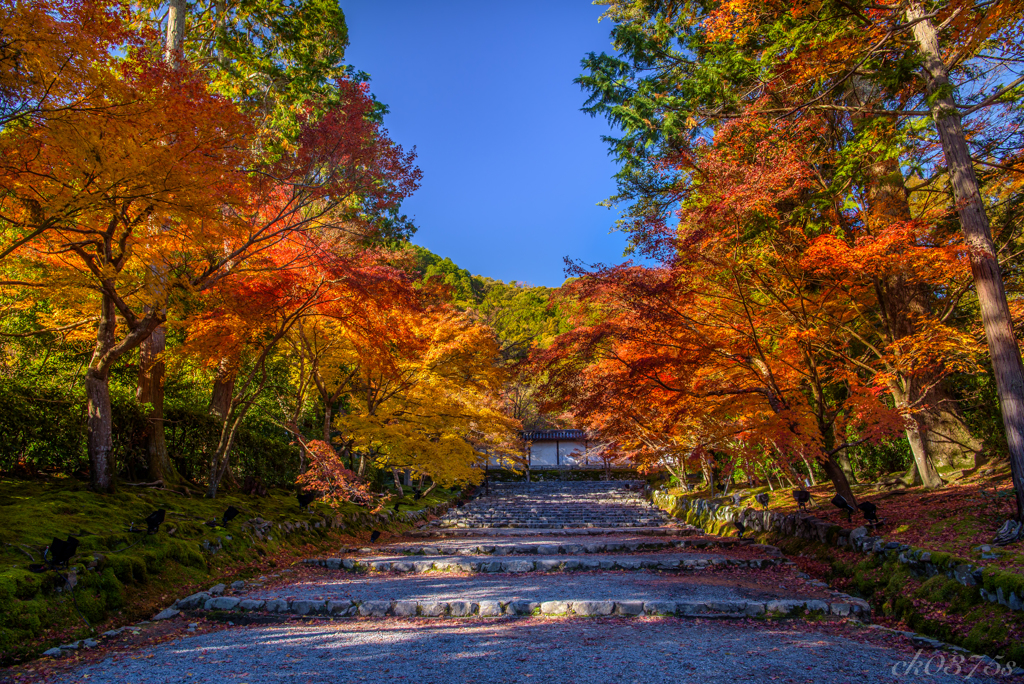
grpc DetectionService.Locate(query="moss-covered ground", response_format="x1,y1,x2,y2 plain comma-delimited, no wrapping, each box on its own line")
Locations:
768,534,1024,664
663,460,1023,572
0,477,456,665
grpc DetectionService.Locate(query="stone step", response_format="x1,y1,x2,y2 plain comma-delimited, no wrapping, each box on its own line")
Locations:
302,553,784,574
182,596,870,620
375,537,756,556
409,526,699,538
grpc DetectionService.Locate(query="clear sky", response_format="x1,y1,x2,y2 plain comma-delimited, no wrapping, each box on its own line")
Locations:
341,1,628,287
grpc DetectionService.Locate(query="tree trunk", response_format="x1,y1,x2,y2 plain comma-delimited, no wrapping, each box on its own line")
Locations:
835,449,857,484
921,383,985,468
851,75,980,489
800,453,818,486
209,359,235,419
392,469,404,497
164,0,185,66
909,3,1024,518
820,455,857,508
888,381,944,488
86,294,117,492
905,417,944,488
322,402,332,444
207,409,241,499
206,360,237,499
86,368,114,493
138,326,173,482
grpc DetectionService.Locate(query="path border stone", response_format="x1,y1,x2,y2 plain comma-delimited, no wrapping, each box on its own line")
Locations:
301,555,783,575
187,596,871,620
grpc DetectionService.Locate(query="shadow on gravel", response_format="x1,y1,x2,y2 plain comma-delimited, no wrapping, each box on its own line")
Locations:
28,618,1023,684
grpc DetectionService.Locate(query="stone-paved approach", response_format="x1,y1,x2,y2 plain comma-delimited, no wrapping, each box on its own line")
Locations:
39,480,1015,683
35,619,1017,684
432,480,682,530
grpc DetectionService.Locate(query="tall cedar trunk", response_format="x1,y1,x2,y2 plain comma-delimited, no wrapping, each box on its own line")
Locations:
850,76,980,486
138,326,172,482
164,0,185,65
136,0,185,484
908,4,1024,518
87,294,117,492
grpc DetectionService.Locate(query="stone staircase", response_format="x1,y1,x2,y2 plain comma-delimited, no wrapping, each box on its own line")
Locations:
159,480,874,627
433,480,680,531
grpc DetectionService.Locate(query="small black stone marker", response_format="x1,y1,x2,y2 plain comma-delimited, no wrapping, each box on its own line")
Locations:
793,489,811,511
858,501,882,528
369,530,381,543
733,521,745,539
222,506,240,526
831,494,856,522
393,498,402,512
297,490,317,511
146,509,166,535
46,536,79,568
755,492,770,510
413,490,423,501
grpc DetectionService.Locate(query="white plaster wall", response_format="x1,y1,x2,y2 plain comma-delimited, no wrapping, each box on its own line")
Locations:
529,441,587,466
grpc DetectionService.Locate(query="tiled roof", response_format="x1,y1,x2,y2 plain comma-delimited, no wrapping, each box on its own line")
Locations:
522,429,587,441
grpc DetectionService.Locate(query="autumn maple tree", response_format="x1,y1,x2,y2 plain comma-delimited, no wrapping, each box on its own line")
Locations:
568,0,1024,518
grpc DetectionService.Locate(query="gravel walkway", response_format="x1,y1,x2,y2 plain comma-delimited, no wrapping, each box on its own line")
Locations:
241,568,833,603
36,618,1018,684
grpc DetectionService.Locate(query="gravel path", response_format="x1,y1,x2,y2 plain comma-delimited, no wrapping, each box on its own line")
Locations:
241,568,833,603
36,618,1017,684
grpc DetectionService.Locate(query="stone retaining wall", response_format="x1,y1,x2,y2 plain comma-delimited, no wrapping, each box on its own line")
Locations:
652,490,1024,614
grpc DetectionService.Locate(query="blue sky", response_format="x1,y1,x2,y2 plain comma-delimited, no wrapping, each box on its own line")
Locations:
341,1,629,287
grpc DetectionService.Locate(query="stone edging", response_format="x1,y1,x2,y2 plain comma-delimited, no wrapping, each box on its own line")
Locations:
177,595,870,619
652,491,1024,614
384,539,748,555
408,526,695,537
301,556,783,574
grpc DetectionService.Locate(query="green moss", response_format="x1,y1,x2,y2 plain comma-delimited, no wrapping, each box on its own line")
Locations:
981,569,1024,598
165,539,205,569
0,477,457,664
913,575,980,613
0,569,42,602
962,605,1012,658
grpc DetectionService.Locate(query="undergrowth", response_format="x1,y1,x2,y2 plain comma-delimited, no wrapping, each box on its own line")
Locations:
773,535,1024,665
0,477,455,664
